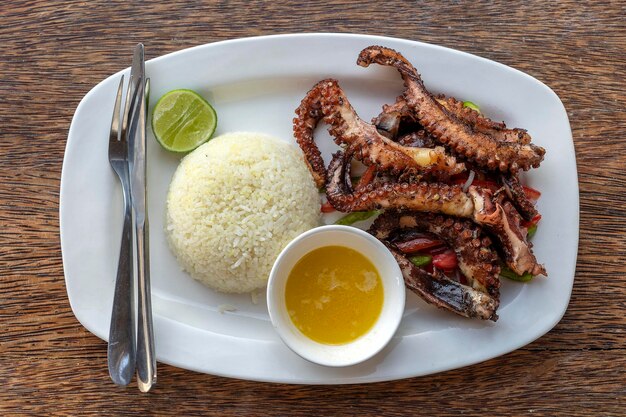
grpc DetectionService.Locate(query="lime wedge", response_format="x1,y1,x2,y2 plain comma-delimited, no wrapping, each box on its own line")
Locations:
151,89,217,152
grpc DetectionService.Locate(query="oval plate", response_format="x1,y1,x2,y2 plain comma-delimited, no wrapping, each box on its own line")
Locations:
61,33,578,384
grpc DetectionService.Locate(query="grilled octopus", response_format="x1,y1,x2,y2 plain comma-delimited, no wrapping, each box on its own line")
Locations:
325,148,546,276
369,211,500,321
293,78,464,188
374,94,531,145
357,45,545,173
372,93,539,220
292,44,547,321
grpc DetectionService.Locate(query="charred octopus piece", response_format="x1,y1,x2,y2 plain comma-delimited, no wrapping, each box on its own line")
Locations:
292,84,327,188
499,173,539,221
436,95,532,145
369,211,500,321
357,46,545,173
326,149,546,276
293,78,464,188
373,94,531,145
372,95,419,139
395,130,438,148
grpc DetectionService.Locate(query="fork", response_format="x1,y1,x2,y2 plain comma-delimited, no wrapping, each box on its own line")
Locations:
107,74,136,386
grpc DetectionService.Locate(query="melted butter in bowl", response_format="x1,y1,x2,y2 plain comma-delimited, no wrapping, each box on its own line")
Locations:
286,246,384,345
268,226,405,367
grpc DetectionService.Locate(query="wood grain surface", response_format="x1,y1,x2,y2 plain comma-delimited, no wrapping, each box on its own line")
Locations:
1,1,625,416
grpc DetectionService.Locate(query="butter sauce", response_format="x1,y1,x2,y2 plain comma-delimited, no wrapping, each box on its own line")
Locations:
285,246,383,345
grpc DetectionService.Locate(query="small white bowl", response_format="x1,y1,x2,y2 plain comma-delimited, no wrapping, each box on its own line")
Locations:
267,225,405,367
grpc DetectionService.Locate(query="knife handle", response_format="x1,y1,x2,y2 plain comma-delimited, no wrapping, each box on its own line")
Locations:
135,219,156,392
107,168,136,386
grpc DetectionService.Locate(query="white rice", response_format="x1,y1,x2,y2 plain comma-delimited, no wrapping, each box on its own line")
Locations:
165,132,320,293
217,304,238,314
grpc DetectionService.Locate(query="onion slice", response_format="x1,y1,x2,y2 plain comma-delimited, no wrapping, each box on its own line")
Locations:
462,170,476,193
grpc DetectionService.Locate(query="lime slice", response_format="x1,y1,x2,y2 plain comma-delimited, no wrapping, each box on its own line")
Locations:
151,89,217,152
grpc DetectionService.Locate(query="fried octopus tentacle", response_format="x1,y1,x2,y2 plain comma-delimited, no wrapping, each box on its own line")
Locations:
470,192,545,276
293,84,329,188
500,174,539,220
326,149,545,276
468,189,545,276
357,46,545,173
293,79,464,188
436,95,531,145
373,95,530,145
326,148,475,217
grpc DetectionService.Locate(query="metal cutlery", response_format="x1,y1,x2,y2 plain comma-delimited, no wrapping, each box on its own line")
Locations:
108,43,156,391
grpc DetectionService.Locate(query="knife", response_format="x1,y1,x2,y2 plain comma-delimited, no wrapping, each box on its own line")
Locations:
126,43,157,392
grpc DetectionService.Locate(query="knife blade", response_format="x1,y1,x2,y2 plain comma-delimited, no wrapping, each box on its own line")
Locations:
126,43,157,392
122,44,144,139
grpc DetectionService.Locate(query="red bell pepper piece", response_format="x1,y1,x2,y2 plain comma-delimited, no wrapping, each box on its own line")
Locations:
321,201,336,213
522,185,541,202
453,177,541,202
432,249,458,271
395,237,445,254
521,214,542,228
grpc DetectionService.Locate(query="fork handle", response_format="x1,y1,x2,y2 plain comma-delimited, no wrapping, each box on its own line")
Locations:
107,169,136,386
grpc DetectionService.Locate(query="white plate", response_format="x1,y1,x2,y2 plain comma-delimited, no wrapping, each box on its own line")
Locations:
61,33,578,384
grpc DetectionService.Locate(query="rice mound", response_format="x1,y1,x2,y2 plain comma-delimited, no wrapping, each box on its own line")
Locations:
165,132,320,293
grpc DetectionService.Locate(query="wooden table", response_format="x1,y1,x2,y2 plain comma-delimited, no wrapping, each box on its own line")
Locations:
2,1,624,415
